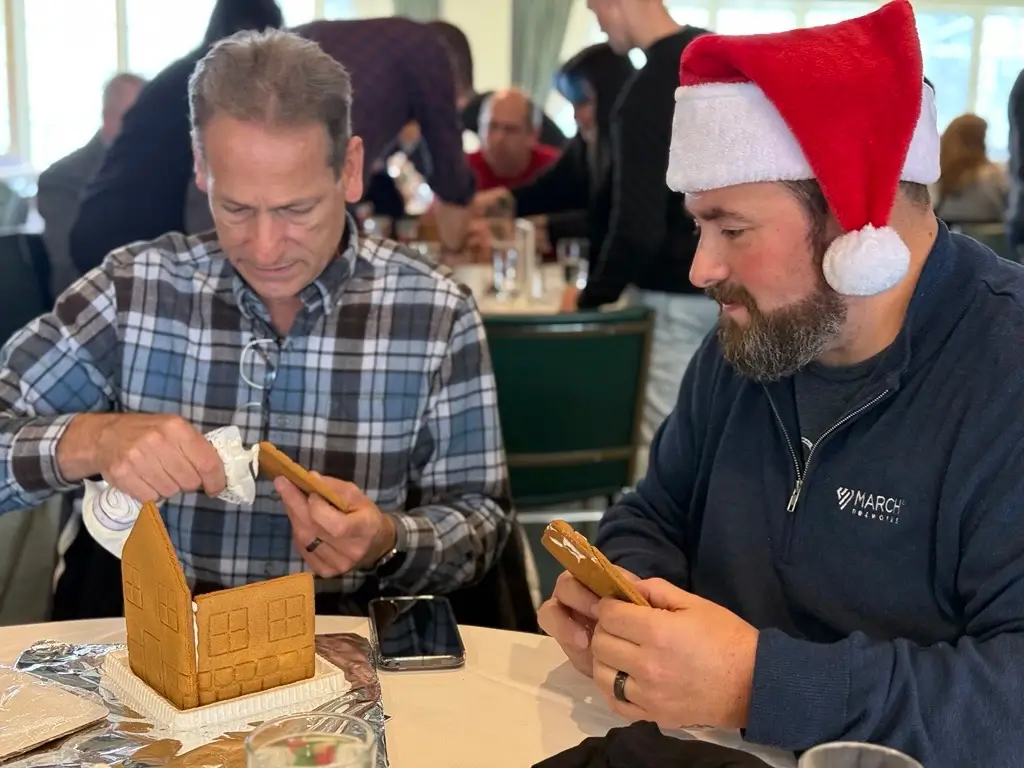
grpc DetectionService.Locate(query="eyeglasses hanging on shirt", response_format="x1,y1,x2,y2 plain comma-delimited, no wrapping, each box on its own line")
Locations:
235,336,281,445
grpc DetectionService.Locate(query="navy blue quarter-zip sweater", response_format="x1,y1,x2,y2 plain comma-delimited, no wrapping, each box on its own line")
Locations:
597,223,1024,768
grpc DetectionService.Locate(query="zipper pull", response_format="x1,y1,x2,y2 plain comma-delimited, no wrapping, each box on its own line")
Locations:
787,479,803,513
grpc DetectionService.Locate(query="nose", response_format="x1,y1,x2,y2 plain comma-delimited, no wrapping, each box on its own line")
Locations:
688,231,730,290
250,213,286,265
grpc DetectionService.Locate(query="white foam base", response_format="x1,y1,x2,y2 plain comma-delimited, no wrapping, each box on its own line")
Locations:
101,650,350,737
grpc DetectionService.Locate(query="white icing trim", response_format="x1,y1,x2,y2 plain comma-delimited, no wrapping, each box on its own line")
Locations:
666,81,939,193
548,536,586,562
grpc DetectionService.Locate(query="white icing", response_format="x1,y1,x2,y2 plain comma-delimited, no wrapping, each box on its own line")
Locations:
192,602,199,664
82,426,262,559
548,536,587,562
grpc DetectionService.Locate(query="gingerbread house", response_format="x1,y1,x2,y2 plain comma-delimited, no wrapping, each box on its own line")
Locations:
121,503,316,710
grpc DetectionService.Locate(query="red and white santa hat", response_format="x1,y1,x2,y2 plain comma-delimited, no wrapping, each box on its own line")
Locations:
667,0,939,296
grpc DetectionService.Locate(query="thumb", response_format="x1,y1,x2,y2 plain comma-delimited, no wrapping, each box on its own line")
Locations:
636,578,704,611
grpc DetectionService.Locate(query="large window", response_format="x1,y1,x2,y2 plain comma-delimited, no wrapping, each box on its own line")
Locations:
715,7,797,34
976,13,1024,160
916,12,974,139
279,0,319,26
0,8,9,156
26,0,118,170
803,3,876,27
125,0,215,79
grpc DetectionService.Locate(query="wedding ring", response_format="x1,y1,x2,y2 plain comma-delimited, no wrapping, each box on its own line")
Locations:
305,537,324,553
613,669,630,703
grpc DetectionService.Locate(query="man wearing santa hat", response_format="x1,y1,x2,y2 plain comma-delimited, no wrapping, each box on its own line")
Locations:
538,2,1024,765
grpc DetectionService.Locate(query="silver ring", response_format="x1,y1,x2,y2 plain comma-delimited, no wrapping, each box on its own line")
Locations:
305,537,324,553
613,669,630,703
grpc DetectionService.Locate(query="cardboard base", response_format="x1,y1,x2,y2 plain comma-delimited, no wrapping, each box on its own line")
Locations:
0,668,109,761
101,651,350,736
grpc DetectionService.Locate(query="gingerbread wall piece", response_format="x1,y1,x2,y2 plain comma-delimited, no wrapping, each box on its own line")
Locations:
122,503,199,709
121,502,315,711
541,519,650,607
194,574,315,706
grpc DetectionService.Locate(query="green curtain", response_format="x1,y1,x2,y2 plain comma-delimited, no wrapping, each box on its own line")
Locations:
392,0,441,22
511,0,575,107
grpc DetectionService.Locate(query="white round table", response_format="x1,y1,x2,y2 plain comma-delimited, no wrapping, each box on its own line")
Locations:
453,264,565,316
0,618,795,768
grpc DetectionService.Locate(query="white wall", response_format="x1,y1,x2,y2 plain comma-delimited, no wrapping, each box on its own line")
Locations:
440,0,512,92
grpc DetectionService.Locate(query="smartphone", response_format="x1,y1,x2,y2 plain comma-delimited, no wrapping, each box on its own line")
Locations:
367,595,466,671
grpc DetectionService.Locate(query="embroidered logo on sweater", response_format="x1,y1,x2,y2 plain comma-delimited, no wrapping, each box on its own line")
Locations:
836,487,904,524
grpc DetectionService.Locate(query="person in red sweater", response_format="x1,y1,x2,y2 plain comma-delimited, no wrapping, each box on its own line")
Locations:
467,88,560,191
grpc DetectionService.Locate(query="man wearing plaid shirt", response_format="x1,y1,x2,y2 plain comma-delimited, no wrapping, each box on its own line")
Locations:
0,29,511,613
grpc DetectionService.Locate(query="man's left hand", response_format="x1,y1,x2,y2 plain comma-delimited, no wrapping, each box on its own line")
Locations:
591,578,759,730
276,472,397,577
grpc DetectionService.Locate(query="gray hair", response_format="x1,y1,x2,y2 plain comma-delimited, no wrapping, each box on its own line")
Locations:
188,29,353,175
480,89,543,131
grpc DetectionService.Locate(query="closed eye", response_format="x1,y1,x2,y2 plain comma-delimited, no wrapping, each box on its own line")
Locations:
721,229,745,240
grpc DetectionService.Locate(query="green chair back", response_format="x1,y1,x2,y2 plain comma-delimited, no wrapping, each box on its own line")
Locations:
484,306,652,509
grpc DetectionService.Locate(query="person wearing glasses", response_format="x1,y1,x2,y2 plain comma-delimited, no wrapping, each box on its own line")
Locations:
0,30,511,618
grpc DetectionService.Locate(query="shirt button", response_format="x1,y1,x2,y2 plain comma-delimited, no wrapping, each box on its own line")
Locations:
274,415,290,427
263,562,274,577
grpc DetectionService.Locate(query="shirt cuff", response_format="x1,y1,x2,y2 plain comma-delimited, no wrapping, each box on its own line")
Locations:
10,414,79,496
378,510,436,592
745,628,852,751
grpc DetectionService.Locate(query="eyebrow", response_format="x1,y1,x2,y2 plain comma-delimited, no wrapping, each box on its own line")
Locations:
221,196,322,210
685,204,752,224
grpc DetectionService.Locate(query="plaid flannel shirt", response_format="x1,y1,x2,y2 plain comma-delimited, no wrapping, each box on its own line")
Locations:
0,228,511,596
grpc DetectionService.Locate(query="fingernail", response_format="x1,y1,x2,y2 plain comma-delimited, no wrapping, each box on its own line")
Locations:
574,630,590,649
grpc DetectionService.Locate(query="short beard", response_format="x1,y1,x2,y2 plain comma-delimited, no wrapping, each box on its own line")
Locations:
707,237,846,382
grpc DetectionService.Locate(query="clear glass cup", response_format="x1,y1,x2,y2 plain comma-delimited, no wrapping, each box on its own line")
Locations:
245,713,377,768
556,238,590,289
798,742,923,768
491,243,520,299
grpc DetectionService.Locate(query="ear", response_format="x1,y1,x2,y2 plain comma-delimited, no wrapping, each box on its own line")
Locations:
193,145,209,193
341,136,365,204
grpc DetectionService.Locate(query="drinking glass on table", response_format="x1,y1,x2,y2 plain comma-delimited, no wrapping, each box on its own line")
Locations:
492,242,520,299
246,713,376,768
798,742,923,768
556,238,589,289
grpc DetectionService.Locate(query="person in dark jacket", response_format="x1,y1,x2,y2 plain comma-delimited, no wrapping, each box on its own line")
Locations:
540,5,1024,767
1008,67,1024,261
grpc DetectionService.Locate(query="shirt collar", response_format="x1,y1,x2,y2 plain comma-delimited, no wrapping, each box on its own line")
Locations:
229,213,360,328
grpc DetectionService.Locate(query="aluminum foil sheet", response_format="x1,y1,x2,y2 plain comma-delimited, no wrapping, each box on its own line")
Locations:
4,634,388,768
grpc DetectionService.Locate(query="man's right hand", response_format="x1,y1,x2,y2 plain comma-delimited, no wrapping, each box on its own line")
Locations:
57,413,226,502
537,570,602,676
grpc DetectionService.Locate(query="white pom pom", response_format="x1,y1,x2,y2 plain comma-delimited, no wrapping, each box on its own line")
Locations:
822,225,910,296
